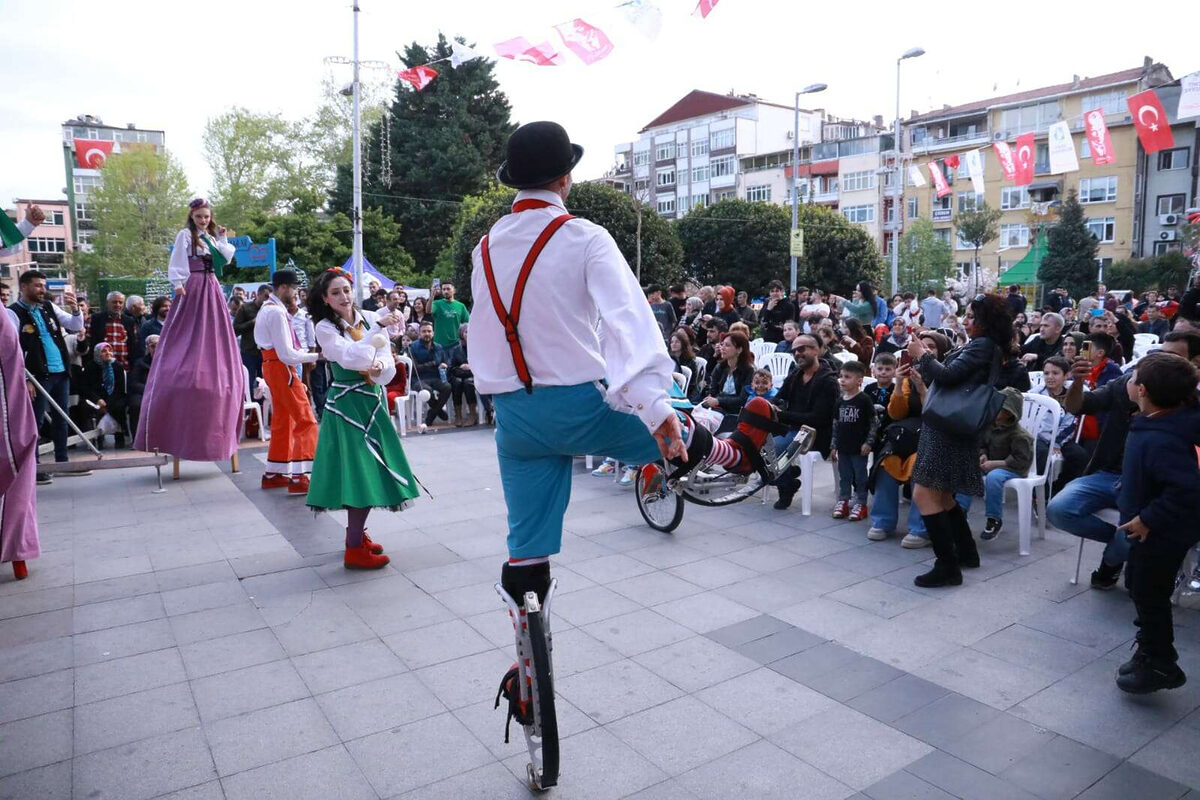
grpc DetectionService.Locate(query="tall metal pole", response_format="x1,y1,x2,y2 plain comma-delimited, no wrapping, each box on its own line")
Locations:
790,92,800,293
890,59,902,298
351,1,364,301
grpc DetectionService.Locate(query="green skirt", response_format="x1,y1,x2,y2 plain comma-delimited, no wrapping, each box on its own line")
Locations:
307,365,421,511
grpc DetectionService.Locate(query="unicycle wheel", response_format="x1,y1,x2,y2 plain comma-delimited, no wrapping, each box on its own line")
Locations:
526,602,558,789
635,463,683,533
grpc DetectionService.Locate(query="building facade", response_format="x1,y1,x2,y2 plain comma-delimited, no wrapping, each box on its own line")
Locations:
1135,81,1200,258
0,199,74,293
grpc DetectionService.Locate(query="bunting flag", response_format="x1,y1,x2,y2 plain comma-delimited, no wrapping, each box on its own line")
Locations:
1047,121,1079,174
0,213,26,249
495,36,564,66
1127,89,1175,153
621,0,663,40
1014,132,1035,185
450,42,482,68
1179,71,1200,120
908,164,926,187
965,148,986,195
397,65,438,91
74,139,114,169
554,18,615,64
928,161,950,198
993,141,1017,182
944,154,960,169
1083,110,1115,165
694,0,720,17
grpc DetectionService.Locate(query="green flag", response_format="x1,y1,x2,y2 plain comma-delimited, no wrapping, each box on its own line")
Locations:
0,213,25,249
204,236,229,278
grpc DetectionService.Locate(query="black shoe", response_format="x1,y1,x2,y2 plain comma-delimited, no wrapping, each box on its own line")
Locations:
914,560,963,587
948,505,980,569
1116,657,1187,694
1118,647,1150,677
980,518,1003,541
1091,561,1122,590
36,473,53,486
773,492,795,511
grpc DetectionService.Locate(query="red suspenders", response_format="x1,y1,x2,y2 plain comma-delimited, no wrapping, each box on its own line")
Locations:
480,199,575,393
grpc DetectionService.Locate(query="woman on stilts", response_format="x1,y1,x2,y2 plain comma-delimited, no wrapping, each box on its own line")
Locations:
306,268,420,569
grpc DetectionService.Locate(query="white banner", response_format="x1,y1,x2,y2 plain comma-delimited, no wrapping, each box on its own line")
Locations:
1179,71,1200,120
1047,121,1079,174
908,164,926,187
965,149,986,196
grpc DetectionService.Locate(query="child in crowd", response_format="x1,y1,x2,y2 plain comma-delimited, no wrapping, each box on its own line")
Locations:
775,320,800,353
745,368,779,403
864,352,896,408
975,387,1033,540
1078,332,1125,448
831,361,878,521
1114,353,1200,694
864,352,922,542
1032,356,1088,492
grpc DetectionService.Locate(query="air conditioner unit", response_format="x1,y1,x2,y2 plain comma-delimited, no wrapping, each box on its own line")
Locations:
1159,230,1178,241
993,132,1004,140
1160,213,1179,226
785,130,794,139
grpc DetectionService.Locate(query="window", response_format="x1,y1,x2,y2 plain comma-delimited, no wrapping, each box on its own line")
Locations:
1079,176,1118,204
1001,186,1030,210
1034,143,1050,175
1154,241,1182,255
841,205,874,224
933,228,951,245
933,194,951,211
838,138,877,157
1158,148,1190,171
955,229,974,250
1086,217,1116,243
1000,100,1061,134
655,141,675,162
634,179,649,194
690,139,709,157
633,150,649,167
709,155,736,177
710,129,735,150
691,195,709,210
745,185,772,203
656,198,675,214
957,192,984,212
1000,224,1029,248
1157,195,1186,216
38,209,65,226
656,169,675,187
907,197,918,218
27,237,67,253
691,165,709,183
716,190,736,201
74,201,93,222
73,175,100,195
1081,90,1125,117
841,170,875,192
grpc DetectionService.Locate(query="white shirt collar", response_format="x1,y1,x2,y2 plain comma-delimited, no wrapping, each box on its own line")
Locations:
514,189,567,212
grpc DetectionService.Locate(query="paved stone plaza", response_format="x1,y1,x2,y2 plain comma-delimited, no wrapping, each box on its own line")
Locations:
2,428,1200,799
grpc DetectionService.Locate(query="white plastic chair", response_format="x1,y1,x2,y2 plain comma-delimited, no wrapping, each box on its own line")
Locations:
678,365,693,396
241,366,266,442
1006,393,1062,556
693,356,708,387
1027,371,1044,392
764,352,796,388
797,451,828,516
1132,333,1159,361
391,355,414,436
832,351,857,365
750,339,773,362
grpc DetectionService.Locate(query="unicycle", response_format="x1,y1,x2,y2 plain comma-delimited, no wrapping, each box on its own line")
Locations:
496,580,559,791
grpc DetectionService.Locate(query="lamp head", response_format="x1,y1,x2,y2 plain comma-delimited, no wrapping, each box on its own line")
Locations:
800,83,828,94
900,47,926,60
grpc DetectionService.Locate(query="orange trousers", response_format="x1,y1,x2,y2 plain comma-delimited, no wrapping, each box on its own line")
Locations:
262,351,318,476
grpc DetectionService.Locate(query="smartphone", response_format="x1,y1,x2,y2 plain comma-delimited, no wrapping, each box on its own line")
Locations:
899,351,912,367
432,277,441,291
1089,308,1104,318
1081,341,1093,360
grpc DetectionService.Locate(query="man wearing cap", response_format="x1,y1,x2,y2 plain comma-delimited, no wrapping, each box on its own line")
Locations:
254,271,319,494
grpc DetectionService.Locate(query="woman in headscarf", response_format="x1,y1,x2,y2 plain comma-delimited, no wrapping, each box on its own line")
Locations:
84,341,129,448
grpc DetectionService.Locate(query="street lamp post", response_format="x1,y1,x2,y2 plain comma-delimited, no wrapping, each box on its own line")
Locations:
791,83,827,293
891,46,925,297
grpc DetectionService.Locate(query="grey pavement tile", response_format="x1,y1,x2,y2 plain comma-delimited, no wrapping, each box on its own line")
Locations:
862,769,958,800
773,597,886,641
836,617,962,672
190,658,311,723
678,739,855,800
973,623,1107,678
778,532,860,559
683,530,757,556
633,635,759,693
734,626,826,664
803,655,906,703
667,556,759,589
773,559,865,595
938,712,1057,776
654,591,761,634
905,751,1040,800
160,580,249,617
1000,734,1121,800
75,646,187,704
1019,588,1137,651
626,779,702,799
722,543,808,573
627,542,709,569
582,609,694,657
500,725,669,800
828,579,933,619
384,618,495,669
221,744,376,800
239,566,326,600
396,761,531,800
0,585,73,621
226,549,308,579
0,636,72,683
205,697,339,777
315,671,445,740
262,588,377,657
914,647,1060,710
1130,721,1200,791
347,711,494,798
452,694,597,760
547,627,624,678
168,599,268,646
413,648,513,711
0,761,70,800
716,573,824,612
72,571,159,607
146,539,229,572
433,581,504,617
72,726,217,800
695,667,837,736
558,658,685,724
770,641,867,683
72,591,165,634
902,585,1059,648
1075,762,1192,800
704,613,794,648
570,553,657,584
771,705,932,790
820,545,919,579
847,674,951,724
403,559,493,593
609,571,706,607
0,608,72,649
72,617,176,666
590,526,677,554
290,638,407,695
463,607,526,650
74,682,200,756
179,628,287,680
0,710,72,778
345,580,455,636
893,692,1002,749
0,668,73,724
72,553,154,584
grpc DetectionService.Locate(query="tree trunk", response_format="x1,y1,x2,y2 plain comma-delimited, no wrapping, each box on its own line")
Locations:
635,204,643,282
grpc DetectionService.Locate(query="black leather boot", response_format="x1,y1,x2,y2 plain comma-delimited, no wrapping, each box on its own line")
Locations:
914,511,962,588
947,504,980,569
772,466,800,510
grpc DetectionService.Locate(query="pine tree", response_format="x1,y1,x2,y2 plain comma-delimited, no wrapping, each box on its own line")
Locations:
1037,190,1098,299
331,34,514,271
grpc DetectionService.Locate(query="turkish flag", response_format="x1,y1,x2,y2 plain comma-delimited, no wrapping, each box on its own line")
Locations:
1014,133,1035,185
1127,89,1175,154
928,161,951,198
397,65,438,91
494,36,564,66
74,139,114,169
944,154,960,169
993,141,1017,181
694,0,720,18
1083,110,1115,165
554,18,614,65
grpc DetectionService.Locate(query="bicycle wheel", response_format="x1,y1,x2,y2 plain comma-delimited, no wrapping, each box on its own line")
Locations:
525,603,559,790
635,463,684,533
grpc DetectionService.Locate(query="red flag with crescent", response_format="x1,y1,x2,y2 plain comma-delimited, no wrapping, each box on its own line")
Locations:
1014,133,1035,186
397,65,438,91
993,141,1017,181
554,19,614,65
1127,89,1175,153
928,161,951,198
1083,110,1115,165
74,139,114,169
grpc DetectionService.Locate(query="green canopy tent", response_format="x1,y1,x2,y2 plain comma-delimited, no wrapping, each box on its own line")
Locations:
997,230,1047,287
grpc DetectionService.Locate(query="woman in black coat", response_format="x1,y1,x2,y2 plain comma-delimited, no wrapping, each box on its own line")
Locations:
904,294,1013,588
83,341,130,447
699,331,754,431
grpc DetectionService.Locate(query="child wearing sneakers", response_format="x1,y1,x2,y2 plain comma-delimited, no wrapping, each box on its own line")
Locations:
831,361,878,520
975,387,1033,540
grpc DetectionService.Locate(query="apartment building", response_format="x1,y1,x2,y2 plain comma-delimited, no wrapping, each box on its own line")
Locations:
903,59,1177,286
0,199,74,292
1135,81,1200,258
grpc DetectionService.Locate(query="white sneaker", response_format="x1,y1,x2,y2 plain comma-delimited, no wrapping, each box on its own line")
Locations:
619,467,638,487
867,527,890,541
591,459,616,477
901,533,930,549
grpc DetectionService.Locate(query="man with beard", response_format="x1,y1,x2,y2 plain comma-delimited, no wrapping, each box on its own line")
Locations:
771,334,838,510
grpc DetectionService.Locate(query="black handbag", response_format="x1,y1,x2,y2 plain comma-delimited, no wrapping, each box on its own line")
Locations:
921,345,1004,438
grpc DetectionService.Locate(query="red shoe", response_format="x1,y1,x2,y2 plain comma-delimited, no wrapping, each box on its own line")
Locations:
361,530,384,555
288,475,310,495
344,542,390,570
639,464,663,497
849,503,868,521
730,397,776,475
12,561,27,580
261,473,290,490
832,500,850,519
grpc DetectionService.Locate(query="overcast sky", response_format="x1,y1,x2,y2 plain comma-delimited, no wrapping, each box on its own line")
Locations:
2,0,1196,207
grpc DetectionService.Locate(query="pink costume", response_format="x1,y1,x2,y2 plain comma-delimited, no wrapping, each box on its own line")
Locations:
0,309,39,567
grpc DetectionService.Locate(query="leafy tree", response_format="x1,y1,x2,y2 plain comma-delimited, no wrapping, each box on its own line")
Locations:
441,183,517,303
332,33,515,270
954,203,1002,292
677,199,790,293
1103,251,1194,295
795,204,884,295
1038,190,1098,299
897,217,954,293
74,148,191,290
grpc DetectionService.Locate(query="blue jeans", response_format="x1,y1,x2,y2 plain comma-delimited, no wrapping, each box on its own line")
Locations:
981,468,1023,521
32,370,71,464
836,452,868,504
870,471,925,535
1046,470,1128,565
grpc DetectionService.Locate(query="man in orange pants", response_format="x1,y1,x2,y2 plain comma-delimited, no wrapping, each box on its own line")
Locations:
254,270,319,494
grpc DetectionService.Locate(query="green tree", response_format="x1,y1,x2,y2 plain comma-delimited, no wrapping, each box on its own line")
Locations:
441,183,517,302
795,204,885,295
954,203,1002,292
75,148,191,290
332,33,515,270
897,217,953,293
1104,251,1194,295
676,199,791,293
1037,190,1098,299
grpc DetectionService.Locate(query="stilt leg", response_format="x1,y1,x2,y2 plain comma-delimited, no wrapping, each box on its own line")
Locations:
231,452,240,473
172,457,181,480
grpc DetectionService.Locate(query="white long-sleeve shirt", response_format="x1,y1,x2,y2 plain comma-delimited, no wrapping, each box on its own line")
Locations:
469,189,674,433
167,228,236,289
314,309,395,386
0,218,35,258
253,296,317,366
5,299,84,337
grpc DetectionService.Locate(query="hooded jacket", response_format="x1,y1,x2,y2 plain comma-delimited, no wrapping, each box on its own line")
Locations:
1118,405,1200,548
980,386,1033,475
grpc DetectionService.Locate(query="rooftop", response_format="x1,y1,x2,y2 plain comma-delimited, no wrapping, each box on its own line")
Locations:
640,89,800,133
62,114,164,133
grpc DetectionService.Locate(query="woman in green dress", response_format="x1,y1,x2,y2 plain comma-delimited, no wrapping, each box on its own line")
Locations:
307,268,420,569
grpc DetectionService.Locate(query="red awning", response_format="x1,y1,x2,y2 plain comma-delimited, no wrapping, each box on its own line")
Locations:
784,160,839,179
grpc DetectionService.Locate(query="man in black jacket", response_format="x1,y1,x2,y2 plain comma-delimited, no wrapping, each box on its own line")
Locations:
760,280,796,343
88,291,143,371
772,334,838,510
1019,312,1065,370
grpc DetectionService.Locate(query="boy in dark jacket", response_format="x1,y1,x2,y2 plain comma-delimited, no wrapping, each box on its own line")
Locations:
975,387,1033,540
831,361,878,521
1114,353,1200,694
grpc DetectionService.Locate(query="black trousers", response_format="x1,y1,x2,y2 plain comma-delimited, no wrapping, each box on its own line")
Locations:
1127,537,1192,663
450,376,477,406
1035,439,1089,495
422,378,452,423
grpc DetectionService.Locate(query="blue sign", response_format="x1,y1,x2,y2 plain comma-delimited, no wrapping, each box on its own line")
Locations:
227,236,277,273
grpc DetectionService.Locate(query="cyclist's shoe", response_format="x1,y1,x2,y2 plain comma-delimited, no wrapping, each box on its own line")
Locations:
501,561,551,608
729,397,779,475
640,464,664,497
494,663,533,743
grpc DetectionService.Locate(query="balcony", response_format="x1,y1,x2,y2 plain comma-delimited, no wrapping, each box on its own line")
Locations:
910,129,992,154
813,190,839,204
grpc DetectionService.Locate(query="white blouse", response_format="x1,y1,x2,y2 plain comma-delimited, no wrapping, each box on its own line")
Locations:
314,309,395,386
167,228,236,288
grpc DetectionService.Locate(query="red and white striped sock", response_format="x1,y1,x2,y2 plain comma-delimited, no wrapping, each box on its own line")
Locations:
706,438,742,470
507,556,549,567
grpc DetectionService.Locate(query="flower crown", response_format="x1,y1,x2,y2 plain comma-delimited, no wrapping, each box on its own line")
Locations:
188,197,211,210
326,267,353,283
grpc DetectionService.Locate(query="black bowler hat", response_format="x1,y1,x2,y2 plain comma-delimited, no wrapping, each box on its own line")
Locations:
271,270,299,289
497,121,584,189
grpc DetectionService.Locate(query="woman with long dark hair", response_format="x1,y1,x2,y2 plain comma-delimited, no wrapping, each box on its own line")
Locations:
669,329,700,401
905,293,1013,587
410,296,433,328
306,268,419,570
699,331,754,428
841,317,874,365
